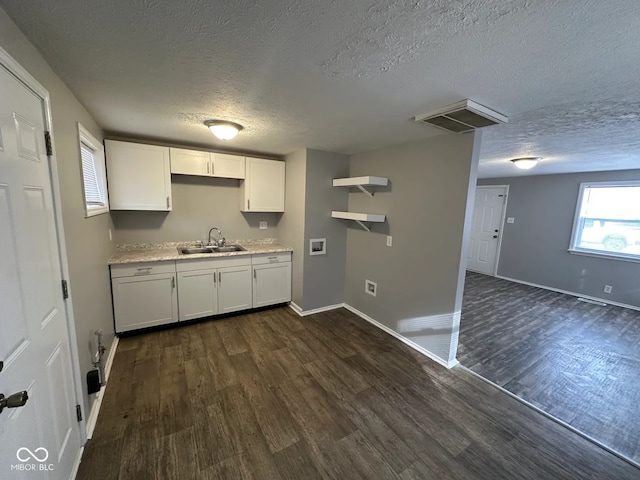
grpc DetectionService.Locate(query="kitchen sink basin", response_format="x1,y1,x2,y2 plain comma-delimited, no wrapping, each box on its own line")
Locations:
178,247,216,255
178,245,247,255
213,245,247,252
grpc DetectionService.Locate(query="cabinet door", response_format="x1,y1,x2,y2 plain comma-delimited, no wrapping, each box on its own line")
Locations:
177,269,218,321
106,140,172,211
112,273,178,333
241,157,285,212
217,265,252,314
170,147,210,176
211,152,245,179
253,262,292,308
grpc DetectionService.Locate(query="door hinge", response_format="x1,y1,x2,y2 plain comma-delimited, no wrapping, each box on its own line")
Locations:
44,131,53,156
61,279,69,299
76,404,82,422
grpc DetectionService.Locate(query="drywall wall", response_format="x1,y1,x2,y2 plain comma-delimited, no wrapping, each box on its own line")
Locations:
302,149,349,310
0,6,115,425
479,169,640,308
279,149,307,306
111,175,281,244
345,132,480,365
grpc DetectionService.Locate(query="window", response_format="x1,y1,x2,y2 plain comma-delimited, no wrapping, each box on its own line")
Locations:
569,181,640,262
78,124,109,217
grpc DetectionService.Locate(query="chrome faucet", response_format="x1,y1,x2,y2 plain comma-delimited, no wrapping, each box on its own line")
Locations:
207,227,226,247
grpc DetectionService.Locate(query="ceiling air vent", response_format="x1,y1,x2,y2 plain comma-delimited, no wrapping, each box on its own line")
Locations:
415,99,508,133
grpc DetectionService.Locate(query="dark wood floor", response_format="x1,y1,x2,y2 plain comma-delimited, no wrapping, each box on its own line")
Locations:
459,271,640,465
78,306,639,479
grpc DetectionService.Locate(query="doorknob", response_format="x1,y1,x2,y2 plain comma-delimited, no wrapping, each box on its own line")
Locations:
0,391,29,414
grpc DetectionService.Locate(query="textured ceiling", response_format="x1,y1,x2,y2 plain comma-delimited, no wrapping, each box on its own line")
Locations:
2,0,640,178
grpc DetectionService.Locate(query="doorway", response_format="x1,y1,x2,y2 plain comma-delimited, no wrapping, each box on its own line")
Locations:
0,50,83,478
467,185,508,275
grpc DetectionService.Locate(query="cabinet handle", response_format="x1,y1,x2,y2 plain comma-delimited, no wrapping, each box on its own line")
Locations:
171,277,175,289
247,199,250,211
207,162,210,175
218,271,221,284
135,267,152,275
214,271,216,284
253,269,256,280
211,163,215,175
166,196,170,209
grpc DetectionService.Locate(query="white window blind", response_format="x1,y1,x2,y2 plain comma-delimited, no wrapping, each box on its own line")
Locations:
78,123,109,217
81,142,106,206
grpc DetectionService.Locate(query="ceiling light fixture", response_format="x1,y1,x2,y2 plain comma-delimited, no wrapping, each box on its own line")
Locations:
511,157,541,170
204,120,244,140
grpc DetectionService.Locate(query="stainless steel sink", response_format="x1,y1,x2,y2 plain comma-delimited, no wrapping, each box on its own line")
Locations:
213,245,246,252
177,245,247,255
178,247,215,255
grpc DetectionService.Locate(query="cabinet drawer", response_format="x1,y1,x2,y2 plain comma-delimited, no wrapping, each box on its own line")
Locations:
111,261,176,278
176,255,251,272
252,253,291,265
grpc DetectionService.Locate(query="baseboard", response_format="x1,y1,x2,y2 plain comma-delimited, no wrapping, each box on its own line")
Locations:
343,304,458,369
86,335,119,439
289,302,345,317
495,275,640,312
70,445,84,480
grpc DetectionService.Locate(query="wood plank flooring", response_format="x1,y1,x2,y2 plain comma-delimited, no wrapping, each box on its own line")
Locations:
459,271,640,464
78,306,639,479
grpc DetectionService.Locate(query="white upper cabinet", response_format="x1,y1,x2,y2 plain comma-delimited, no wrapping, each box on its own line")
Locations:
211,152,245,179
170,148,245,179
106,140,172,211
240,157,285,212
169,147,209,176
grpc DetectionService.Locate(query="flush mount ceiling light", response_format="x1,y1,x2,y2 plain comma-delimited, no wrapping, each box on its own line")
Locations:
204,120,244,140
511,157,541,170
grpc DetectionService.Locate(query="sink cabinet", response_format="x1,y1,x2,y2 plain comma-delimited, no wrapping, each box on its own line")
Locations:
252,253,292,308
176,257,252,320
111,262,178,333
105,140,172,211
240,157,285,212
170,147,245,179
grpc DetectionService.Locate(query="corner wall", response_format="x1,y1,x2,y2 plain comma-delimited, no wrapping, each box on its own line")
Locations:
0,7,115,424
345,132,480,365
478,169,640,308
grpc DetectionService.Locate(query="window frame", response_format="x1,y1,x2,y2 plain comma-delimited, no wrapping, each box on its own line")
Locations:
568,180,640,263
78,123,109,217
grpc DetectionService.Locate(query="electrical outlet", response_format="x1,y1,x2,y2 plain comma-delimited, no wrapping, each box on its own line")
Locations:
259,221,268,230
603,285,613,294
108,228,112,241
386,236,392,247
365,280,377,297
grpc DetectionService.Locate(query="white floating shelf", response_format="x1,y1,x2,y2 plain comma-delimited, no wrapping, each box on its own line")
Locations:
331,211,386,232
333,176,388,198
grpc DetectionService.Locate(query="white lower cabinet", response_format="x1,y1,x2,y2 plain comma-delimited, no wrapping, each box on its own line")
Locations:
176,257,252,320
252,253,292,307
111,252,291,333
177,269,218,321
111,262,178,333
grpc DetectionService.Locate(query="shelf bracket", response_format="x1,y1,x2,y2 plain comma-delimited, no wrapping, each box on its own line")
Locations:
355,220,371,232
356,185,374,198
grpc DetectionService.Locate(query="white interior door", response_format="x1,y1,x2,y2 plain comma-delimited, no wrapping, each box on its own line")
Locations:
467,186,508,275
0,63,81,478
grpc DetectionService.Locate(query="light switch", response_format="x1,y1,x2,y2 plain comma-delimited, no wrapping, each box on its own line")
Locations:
259,221,268,230
386,236,392,247
507,217,515,224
